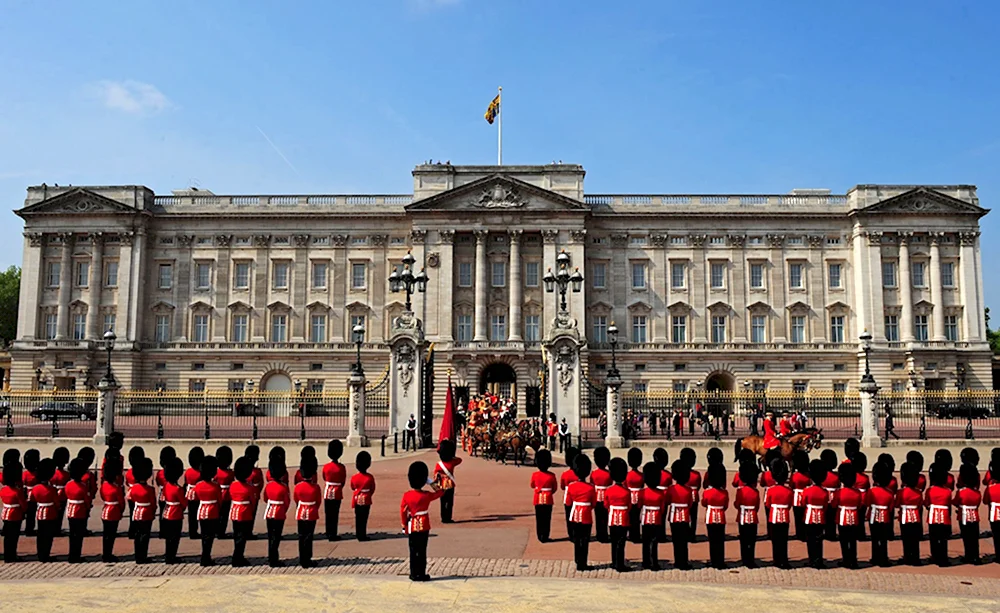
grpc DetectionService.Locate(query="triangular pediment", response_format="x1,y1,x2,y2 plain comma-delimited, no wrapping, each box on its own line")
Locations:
914,299,935,309
306,301,331,311
189,300,214,311
150,300,176,311
384,300,406,310
627,300,652,312
267,300,292,311
786,301,811,313
825,301,850,311
406,174,588,212
747,300,771,312
16,188,139,216
589,300,613,311
667,300,692,312
856,187,986,217
345,301,371,312
227,300,253,311
707,301,732,313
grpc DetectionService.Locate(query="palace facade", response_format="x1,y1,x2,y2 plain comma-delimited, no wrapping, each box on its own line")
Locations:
10,163,992,411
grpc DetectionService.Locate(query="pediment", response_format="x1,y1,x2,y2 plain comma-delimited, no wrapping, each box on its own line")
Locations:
267,300,292,311
856,187,986,217
627,300,652,312
189,300,213,312
707,301,732,313
747,300,771,312
825,301,850,311
69,299,89,310
786,301,811,312
17,188,138,216
306,301,331,311
150,300,176,311
523,298,543,310
227,300,253,311
345,301,371,312
589,300,613,311
385,300,406,311
406,174,588,213
667,300,692,312
914,299,935,309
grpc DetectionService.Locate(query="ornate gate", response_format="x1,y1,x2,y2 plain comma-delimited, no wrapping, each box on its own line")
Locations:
420,346,434,447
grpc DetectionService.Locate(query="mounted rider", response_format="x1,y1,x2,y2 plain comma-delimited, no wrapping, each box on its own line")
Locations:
762,411,781,450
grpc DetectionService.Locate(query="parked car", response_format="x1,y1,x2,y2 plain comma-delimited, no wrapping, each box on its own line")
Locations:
933,402,992,419
30,402,96,421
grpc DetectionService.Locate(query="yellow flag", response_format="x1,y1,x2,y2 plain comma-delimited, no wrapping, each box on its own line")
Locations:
484,94,500,124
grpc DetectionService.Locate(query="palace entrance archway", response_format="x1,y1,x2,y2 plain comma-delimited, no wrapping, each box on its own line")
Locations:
479,362,517,399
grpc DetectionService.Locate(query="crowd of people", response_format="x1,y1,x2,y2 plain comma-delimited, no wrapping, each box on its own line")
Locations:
530,440,999,571
598,404,811,440
459,392,572,452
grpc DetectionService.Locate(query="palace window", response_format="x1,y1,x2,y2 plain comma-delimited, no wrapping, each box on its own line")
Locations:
524,315,540,341
882,262,896,288
155,315,171,343
105,260,119,287
490,314,506,340
885,315,899,342
193,314,209,342
631,262,647,289
709,236,725,245
941,262,955,287
631,315,647,343
234,262,251,289
351,263,367,289
189,379,206,393
790,316,806,343
671,315,686,343
458,262,473,287
671,262,685,288
196,263,212,289
592,315,607,343
828,263,842,289
75,261,89,287
789,263,803,289
829,315,845,343
710,262,725,288
750,315,767,343
914,314,929,341
944,315,959,341
271,314,288,342
525,262,540,287
912,262,926,287
592,263,607,289
310,314,327,343
103,313,116,334
711,315,726,343
491,261,506,287
456,314,472,341
158,263,173,289
793,380,809,393
311,262,327,289
72,313,86,340
750,263,764,289
231,314,248,342
44,313,57,339
272,262,289,289
47,262,61,287
350,314,366,337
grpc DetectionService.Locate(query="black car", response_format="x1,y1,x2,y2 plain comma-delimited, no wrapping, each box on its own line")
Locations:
933,402,992,419
30,401,96,421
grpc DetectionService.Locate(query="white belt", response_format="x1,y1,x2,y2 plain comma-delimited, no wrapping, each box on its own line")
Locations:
67,499,85,505
299,501,318,505
54,485,65,490
609,505,628,511
232,500,250,505
671,503,687,510
358,489,371,493
199,499,218,505
2,503,20,509
628,488,642,492
539,488,553,492
806,504,823,512
707,505,724,511
265,500,283,510
642,505,660,513
930,504,948,513
104,500,123,506
36,502,54,507
771,504,789,509
572,502,592,507
164,501,183,506
327,482,343,487
135,502,152,507
412,511,429,516
991,502,1000,515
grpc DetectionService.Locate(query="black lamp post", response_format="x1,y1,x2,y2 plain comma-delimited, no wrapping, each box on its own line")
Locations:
103,328,117,384
352,323,365,376
859,330,876,391
607,321,620,382
543,250,583,313
295,378,305,440
35,367,43,391
389,251,428,312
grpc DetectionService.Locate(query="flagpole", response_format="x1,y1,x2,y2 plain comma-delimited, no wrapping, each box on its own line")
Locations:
497,86,502,165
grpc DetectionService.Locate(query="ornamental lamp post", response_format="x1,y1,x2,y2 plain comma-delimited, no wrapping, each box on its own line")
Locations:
859,329,876,392
543,250,583,313
389,250,428,312
352,323,366,376
103,328,117,385
607,322,620,383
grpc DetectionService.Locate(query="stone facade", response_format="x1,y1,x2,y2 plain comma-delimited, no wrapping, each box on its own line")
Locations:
10,164,992,408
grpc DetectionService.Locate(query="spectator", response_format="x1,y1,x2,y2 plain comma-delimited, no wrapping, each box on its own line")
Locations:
558,418,571,452
404,414,418,452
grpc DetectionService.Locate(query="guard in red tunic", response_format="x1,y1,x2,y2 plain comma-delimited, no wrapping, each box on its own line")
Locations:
958,447,979,488
99,458,125,562
351,451,376,541
21,449,40,537
293,456,322,568
227,457,254,567
530,449,557,543
434,440,462,524
50,447,71,536
77,447,98,514
778,412,792,437
294,446,318,485
156,446,177,532
866,462,895,567
653,448,673,544
193,455,222,567
896,462,923,565
903,450,927,492
1,462,27,563
262,460,291,567
954,463,982,565
735,463,761,568
702,463,729,570
625,448,644,544
129,458,156,564
184,446,205,540
400,461,446,581
680,448,701,536
984,458,1000,561
983,448,999,486
244,445,264,510
0,449,21,486
802,460,829,569
591,447,612,544
639,462,666,570
29,459,58,562
764,459,793,569
322,440,347,541
850,452,870,542
604,458,631,572
266,446,289,485
790,451,811,542
560,447,581,536
160,457,185,564
924,463,953,567
666,461,693,570
566,455,597,571
820,449,840,542
124,446,145,540
832,463,862,569
64,458,92,564
934,449,956,490
215,446,235,539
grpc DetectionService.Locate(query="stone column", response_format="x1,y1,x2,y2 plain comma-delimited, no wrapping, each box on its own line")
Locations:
768,235,787,342
958,232,981,341
117,232,135,339
436,230,455,341
546,337,582,441
508,229,523,341
93,377,118,444
473,229,489,341
859,384,881,448
347,371,367,447
929,232,946,341
898,233,914,342
691,235,708,342
175,235,194,341
87,233,105,339
331,234,348,341
292,234,309,341
126,228,147,343
604,376,624,448
55,233,73,339
18,233,43,340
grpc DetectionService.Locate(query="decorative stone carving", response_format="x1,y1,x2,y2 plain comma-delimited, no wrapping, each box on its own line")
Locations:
928,231,945,245
57,232,75,245
119,231,136,246
24,232,43,247
370,234,389,247
728,234,746,248
807,235,824,248
391,310,422,333
396,343,415,397
350,386,362,430
552,311,578,332
332,234,349,247
411,229,427,244
438,230,455,244
767,234,785,248
897,231,913,246
542,230,560,244
690,234,708,248
473,229,489,243
959,231,980,246
508,228,523,243
569,229,587,244
555,345,575,393
426,252,440,268
215,234,232,247
293,234,310,248
475,182,527,209
177,234,195,247
610,233,629,248
865,231,884,246
650,234,668,247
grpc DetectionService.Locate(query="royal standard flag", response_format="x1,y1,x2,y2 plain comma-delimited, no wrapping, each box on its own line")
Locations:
484,94,500,124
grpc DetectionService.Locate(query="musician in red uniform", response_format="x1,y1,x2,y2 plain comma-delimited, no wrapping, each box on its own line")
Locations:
591,447,612,544
156,446,176,531
983,457,1000,563
866,462,894,567
160,457,185,564
64,458,92,564
434,440,462,524
99,458,125,562
350,451,376,541
1,462,27,563
701,463,729,570
954,463,982,565
735,463,761,568
262,460,291,567
228,457,256,567
293,456,322,568
323,440,347,541
924,463,952,567
802,460,829,569
604,458,631,572
850,452,870,542
21,449,39,537
50,447,70,536
529,449,557,543
639,463,666,570
245,445,264,516
653,448,673,544
764,459,793,569
215,445,235,539
566,455,597,571
625,448,644,544
400,461,445,581
29,459,58,562
832,463,862,569
184,446,204,540
680,448,701,536
896,462,923,565
193,455,221,566
666,460,693,570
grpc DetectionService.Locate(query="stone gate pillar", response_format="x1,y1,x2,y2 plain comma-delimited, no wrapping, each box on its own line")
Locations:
860,380,881,448
347,371,367,447
544,312,584,442
605,373,624,448
389,311,426,440
94,377,118,445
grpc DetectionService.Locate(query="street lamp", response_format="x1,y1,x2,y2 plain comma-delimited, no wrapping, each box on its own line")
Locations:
543,250,583,313
352,323,365,376
35,367,43,391
389,251,429,312
103,328,117,384
607,321,620,382
295,378,305,440
859,329,876,391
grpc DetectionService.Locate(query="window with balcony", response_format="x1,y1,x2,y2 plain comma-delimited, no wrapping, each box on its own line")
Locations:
155,315,170,343
790,316,806,343
310,314,327,343
72,313,86,340
349,314,366,337
272,262,289,289
592,263,607,289
270,314,288,342
671,315,687,343
631,315,647,343
829,315,845,343
750,315,767,343
914,314,929,341
458,262,473,287
231,314,248,342
103,313,116,334
885,315,899,342
711,315,726,343
592,315,607,343
44,313,57,339
490,314,506,340
944,315,959,341
234,262,251,289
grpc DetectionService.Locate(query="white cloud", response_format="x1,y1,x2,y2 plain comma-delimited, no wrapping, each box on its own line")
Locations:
90,80,173,115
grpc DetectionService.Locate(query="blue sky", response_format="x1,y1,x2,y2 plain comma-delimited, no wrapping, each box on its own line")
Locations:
1,1,998,308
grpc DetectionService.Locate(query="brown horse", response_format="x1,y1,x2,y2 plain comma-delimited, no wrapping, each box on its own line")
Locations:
735,429,824,466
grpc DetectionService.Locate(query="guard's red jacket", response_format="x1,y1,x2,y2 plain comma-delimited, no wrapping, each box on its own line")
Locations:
216,468,235,502
0,485,27,521
639,486,666,526
229,480,256,522
293,481,322,521
561,468,581,506
591,468,612,504
350,472,376,508
566,480,597,524
763,484,793,524
735,485,760,525
530,470,557,506
665,483,692,523
322,461,347,501
832,486,863,526
129,483,156,521
802,485,828,524
63,479,91,520
29,483,59,521
100,481,126,521
194,480,222,520
262,480,290,520
865,486,894,524
687,469,703,503
982,482,1000,522
162,482,186,521
953,487,981,525
434,458,462,490
401,488,445,533
624,469,644,505
701,486,729,524
895,486,923,525
924,485,952,525
603,484,631,527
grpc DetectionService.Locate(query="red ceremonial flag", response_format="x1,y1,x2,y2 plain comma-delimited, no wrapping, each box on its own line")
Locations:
439,376,455,445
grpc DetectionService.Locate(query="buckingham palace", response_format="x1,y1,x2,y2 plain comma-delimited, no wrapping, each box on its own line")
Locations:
9,162,992,412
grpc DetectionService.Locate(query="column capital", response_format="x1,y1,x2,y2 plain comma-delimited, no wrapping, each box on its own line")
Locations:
438,229,455,244
507,228,523,242
332,234,348,247
57,232,75,245
865,231,883,246
473,229,489,242
928,231,945,246
120,231,137,246
609,233,628,248
411,229,427,244
729,234,748,248
958,231,980,246
542,229,560,244
766,234,785,248
293,234,310,248
569,229,587,244
24,231,43,247
690,234,708,248
897,231,913,246
177,234,195,247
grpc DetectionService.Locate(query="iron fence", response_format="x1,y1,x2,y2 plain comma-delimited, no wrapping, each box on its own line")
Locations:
0,390,100,439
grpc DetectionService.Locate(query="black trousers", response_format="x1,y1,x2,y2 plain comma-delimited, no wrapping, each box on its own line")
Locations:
929,524,950,566
641,524,660,569
739,523,757,567
900,522,922,565
806,523,825,568
298,519,315,567
992,521,1000,565
870,522,890,566
440,489,454,522
793,506,806,541
2,519,21,562
217,503,231,538
824,506,837,541
671,521,690,569
769,522,789,567
564,505,571,536
569,522,591,570
628,506,641,543
161,519,182,562
231,520,252,564
838,524,858,568
199,519,217,565
267,518,284,566
707,524,726,568
133,520,152,563
355,505,370,540
35,519,57,561
690,506,699,539
24,502,36,535
324,499,341,539
102,519,119,560
68,517,87,562
187,499,200,539
548,435,556,450
960,522,980,562
128,502,136,538
594,504,609,543
534,505,552,542
408,531,429,579
610,526,628,571
404,430,417,451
